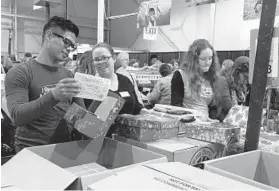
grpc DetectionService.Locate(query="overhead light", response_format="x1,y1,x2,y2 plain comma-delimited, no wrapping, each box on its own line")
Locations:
33,5,43,10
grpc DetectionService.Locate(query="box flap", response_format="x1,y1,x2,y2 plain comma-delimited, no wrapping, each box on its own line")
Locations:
204,150,277,190
1,149,77,190
27,139,104,168
260,151,279,188
203,150,261,180
88,162,262,190
97,138,166,168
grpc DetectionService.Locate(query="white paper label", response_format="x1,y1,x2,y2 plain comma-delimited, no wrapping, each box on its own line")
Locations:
138,80,151,84
119,91,130,97
74,72,111,101
135,74,161,81
143,27,158,40
255,37,278,78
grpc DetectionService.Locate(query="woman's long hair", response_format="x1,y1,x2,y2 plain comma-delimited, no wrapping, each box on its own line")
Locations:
74,50,95,75
225,56,249,103
180,39,221,100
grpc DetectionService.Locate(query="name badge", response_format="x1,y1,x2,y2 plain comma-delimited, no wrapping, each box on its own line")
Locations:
120,91,130,97
201,86,213,98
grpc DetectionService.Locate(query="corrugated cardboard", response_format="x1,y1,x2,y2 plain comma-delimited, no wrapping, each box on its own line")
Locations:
87,162,263,190
1,138,167,190
113,134,225,165
203,150,279,190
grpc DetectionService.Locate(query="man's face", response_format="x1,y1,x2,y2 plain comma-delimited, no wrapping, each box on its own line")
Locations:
47,29,77,63
151,58,157,65
148,10,155,21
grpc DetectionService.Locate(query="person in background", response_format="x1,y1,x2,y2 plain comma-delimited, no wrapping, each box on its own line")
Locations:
170,59,179,71
171,39,221,120
3,56,13,73
9,54,16,62
213,56,250,121
92,43,144,115
5,16,84,153
91,43,145,136
221,59,234,74
146,63,173,105
149,54,162,69
115,52,144,105
74,50,95,75
22,52,32,63
129,59,140,68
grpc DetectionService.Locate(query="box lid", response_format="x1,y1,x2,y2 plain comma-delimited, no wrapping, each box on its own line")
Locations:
88,162,262,190
115,114,179,129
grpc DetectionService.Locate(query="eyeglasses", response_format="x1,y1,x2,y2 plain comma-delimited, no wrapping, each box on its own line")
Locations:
51,31,77,52
93,56,112,63
199,56,213,62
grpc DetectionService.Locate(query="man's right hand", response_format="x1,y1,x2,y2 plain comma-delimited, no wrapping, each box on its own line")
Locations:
51,78,80,100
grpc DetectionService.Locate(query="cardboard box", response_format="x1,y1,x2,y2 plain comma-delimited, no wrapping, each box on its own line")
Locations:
113,134,225,165
87,162,262,190
203,150,279,190
1,138,167,190
226,131,279,155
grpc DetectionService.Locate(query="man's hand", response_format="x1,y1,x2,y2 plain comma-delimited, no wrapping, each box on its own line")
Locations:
51,78,80,100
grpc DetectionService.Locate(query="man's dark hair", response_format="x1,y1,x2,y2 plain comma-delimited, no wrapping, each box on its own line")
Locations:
150,54,158,60
24,52,32,58
149,8,155,13
159,63,172,77
42,16,79,43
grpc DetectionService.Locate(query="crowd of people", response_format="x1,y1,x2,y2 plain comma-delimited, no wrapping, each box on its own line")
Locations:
2,16,279,154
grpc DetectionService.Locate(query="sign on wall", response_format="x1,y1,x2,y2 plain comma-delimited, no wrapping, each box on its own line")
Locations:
250,28,279,87
137,0,172,29
184,0,228,8
143,26,159,40
243,0,279,20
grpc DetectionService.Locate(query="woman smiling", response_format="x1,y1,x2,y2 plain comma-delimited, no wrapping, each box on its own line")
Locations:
91,43,144,116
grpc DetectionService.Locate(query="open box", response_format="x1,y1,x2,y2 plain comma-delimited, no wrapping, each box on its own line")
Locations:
88,162,262,190
203,150,279,190
1,138,167,190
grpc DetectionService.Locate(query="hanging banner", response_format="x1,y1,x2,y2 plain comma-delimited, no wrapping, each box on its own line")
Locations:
143,26,158,40
254,38,279,78
243,0,279,20
137,0,172,28
184,0,228,8
250,28,279,87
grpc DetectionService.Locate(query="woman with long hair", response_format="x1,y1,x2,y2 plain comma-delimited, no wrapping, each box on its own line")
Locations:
216,56,250,121
74,50,95,75
171,39,221,120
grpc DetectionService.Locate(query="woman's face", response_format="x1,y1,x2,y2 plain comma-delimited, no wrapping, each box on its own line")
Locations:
92,47,115,78
173,62,179,69
198,48,213,73
238,72,249,85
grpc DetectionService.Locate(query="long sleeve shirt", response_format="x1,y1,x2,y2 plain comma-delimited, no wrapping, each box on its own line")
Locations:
5,60,85,148
147,74,172,105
